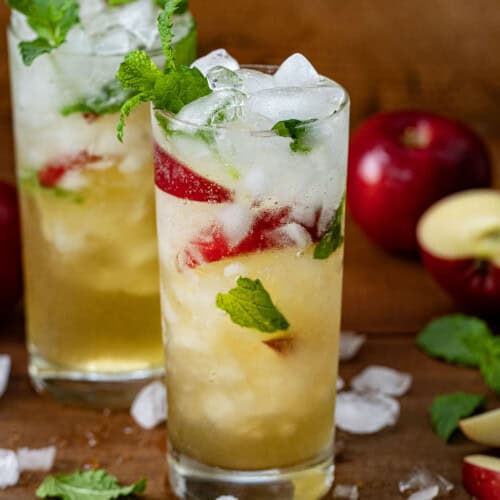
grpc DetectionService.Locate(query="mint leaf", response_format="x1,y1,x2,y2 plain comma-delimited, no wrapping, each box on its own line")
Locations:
8,0,79,65
314,195,345,259
156,0,188,13
216,277,290,333
36,470,146,500
417,315,492,367
272,118,317,153
480,337,500,394
430,392,486,442
158,0,181,71
117,92,150,142
107,0,137,5
117,51,163,93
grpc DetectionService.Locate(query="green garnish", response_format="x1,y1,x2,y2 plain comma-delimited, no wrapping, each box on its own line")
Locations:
480,337,500,394
430,392,486,442
36,470,146,500
157,0,188,13
107,0,136,5
272,118,317,153
313,195,345,260
8,0,79,66
216,277,290,333
116,0,210,141
417,314,492,367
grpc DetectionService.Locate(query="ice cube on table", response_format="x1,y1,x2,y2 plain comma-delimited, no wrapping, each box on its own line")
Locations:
207,66,243,91
215,497,239,500
191,49,240,76
274,53,320,87
399,466,454,497
351,365,412,397
0,355,10,398
335,391,400,434
408,486,440,500
17,446,56,471
130,381,167,430
0,450,19,490
333,484,359,499
236,69,275,94
339,332,365,361
247,84,345,122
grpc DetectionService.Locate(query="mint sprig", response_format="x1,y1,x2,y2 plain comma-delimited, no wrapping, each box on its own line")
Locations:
116,0,210,140
430,392,486,442
272,119,317,153
36,470,146,500
314,195,345,260
216,277,290,333
8,0,79,66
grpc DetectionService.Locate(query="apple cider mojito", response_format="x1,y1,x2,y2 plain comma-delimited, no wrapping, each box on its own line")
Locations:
7,0,196,405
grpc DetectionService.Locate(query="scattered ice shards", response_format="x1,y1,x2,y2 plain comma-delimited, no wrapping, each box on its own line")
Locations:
333,484,359,499
339,332,365,362
351,365,412,397
130,381,167,430
399,466,454,498
335,391,399,434
337,376,345,391
17,446,56,471
215,497,239,500
0,449,19,489
408,486,439,500
0,355,11,398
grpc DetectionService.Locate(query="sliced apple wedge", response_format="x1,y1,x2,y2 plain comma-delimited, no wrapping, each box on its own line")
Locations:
459,408,500,447
463,454,500,500
417,189,500,314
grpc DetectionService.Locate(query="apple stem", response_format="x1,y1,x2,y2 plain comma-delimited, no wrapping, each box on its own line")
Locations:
401,125,431,149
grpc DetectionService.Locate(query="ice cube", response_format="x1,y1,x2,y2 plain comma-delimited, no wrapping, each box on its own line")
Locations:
408,486,439,500
0,450,19,489
118,0,158,50
247,84,344,122
274,53,320,88
0,355,10,398
337,377,345,391
223,263,247,278
333,484,359,499
130,381,167,430
351,366,412,397
191,49,240,76
339,332,365,361
236,68,275,94
215,497,239,500
269,223,312,251
399,466,454,497
17,446,56,471
335,391,400,434
58,170,89,191
91,27,139,56
207,66,243,91
217,204,254,247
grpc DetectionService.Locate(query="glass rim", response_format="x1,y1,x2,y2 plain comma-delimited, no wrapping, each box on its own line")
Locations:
156,64,350,135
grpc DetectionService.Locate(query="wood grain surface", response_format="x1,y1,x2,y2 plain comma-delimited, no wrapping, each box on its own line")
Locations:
0,0,499,498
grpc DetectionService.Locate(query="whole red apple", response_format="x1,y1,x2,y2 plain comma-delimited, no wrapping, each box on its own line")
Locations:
0,180,22,319
347,111,492,253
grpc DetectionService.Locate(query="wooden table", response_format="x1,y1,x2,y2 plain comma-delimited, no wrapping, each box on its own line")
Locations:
1,0,499,498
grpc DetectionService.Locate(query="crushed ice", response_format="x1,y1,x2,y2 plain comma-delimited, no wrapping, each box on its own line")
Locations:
399,466,453,498
351,365,412,397
335,391,399,434
0,355,10,398
130,380,167,429
0,450,19,490
17,446,56,471
333,484,359,499
339,332,365,361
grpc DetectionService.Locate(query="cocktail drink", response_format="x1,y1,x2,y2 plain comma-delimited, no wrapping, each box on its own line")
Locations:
7,0,196,406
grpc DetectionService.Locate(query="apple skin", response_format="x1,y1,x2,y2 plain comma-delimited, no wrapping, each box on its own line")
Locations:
463,455,500,500
0,180,22,319
347,111,492,253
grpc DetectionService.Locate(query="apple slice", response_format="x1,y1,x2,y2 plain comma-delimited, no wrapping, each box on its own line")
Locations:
459,408,500,447
417,189,500,314
154,143,233,203
463,454,500,500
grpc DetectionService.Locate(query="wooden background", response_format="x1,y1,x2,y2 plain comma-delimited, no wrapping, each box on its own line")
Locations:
0,1,499,498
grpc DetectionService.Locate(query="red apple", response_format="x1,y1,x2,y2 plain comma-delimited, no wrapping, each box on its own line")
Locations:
463,455,500,500
348,111,491,253
417,189,500,315
0,180,22,318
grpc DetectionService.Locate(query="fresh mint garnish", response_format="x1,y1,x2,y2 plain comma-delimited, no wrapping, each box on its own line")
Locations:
36,469,146,500
107,0,137,5
8,0,79,66
156,0,188,13
417,315,492,367
116,0,210,140
216,277,290,333
314,195,345,259
430,392,486,442
272,118,317,153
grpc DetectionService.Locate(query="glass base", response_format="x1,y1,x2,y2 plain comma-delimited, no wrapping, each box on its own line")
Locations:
168,447,334,500
29,351,164,408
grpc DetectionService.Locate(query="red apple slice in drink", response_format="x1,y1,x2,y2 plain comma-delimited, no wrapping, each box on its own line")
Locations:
459,408,500,447
417,189,500,314
463,455,500,500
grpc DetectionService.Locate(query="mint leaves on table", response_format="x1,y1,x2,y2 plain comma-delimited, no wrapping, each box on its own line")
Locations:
216,277,290,333
314,195,345,260
36,470,146,500
272,119,317,153
430,392,486,442
116,0,210,141
479,337,500,394
8,0,79,66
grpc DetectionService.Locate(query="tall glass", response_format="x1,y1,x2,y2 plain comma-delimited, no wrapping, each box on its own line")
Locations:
7,11,196,407
153,70,349,498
